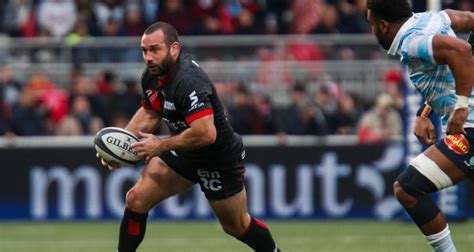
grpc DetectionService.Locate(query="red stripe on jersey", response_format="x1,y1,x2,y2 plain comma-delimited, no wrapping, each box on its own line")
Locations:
127,219,140,236
185,108,213,124
254,218,269,230
141,100,152,110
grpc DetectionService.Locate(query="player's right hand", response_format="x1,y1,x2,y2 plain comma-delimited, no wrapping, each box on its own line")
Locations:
447,107,468,135
414,116,436,145
96,152,122,170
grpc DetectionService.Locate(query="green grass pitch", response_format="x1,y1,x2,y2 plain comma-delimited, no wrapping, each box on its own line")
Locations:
1,220,474,251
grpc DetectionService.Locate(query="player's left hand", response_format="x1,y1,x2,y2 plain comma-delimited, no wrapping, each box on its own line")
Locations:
131,131,163,163
446,107,468,135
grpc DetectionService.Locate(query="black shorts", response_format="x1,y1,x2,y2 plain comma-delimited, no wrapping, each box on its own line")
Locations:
436,128,474,174
159,151,246,200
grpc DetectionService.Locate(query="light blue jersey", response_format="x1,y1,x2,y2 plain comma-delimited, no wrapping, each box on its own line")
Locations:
388,11,474,130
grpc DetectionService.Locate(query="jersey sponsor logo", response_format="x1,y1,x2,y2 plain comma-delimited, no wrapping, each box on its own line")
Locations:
188,91,205,111
189,102,205,111
146,89,158,101
145,89,161,111
444,134,469,155
164,101,176,110
189,91,198,107
197,169,222,191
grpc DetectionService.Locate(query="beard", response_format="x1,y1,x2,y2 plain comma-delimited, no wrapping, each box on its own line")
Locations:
149,51,175,77
375,31,392,51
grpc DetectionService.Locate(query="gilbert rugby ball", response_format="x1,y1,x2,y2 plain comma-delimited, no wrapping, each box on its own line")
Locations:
94,127,142,166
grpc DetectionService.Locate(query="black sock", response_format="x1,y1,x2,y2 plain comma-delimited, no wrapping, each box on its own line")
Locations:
117,208,148,252
238,217,279,252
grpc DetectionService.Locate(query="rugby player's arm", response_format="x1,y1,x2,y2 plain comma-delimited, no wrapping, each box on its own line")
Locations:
445,9,474,32
157,115,217,152
125,107,162,136
432,35,473,96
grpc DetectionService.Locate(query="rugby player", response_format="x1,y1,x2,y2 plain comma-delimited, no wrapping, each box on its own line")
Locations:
367,0,474,251
97,22,281,252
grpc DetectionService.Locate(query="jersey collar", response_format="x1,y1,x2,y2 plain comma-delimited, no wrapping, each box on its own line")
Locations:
387,13,418,56
158,69,174,87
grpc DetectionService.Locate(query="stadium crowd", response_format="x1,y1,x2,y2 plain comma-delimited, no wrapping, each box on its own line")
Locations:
0,0,470,38
0,62,404,143
0,0,471,143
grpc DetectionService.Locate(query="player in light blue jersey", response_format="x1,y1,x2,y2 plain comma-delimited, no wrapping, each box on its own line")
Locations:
367,0,474,251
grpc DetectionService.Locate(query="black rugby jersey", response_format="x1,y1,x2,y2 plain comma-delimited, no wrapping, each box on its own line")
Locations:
140,52,244,160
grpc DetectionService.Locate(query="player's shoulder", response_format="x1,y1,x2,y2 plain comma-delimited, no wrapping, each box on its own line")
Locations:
176,53,205,76
175,53,212,88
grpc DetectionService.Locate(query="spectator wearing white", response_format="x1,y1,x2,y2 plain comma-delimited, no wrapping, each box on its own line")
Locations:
93,0,125,34
37,0,77,37
357,93,402,144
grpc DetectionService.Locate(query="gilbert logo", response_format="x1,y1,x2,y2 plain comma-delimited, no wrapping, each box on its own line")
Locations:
106,136,138,156
444,134,469,155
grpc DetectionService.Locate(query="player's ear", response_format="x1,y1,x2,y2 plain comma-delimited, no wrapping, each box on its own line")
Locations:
170,42,180,57
380,20,390,34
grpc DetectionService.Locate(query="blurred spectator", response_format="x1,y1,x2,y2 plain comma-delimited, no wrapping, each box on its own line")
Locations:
313,82,340,133
227,84,260,134
122,4,146,36
0,65,22,108
2,0,36,37
313,4,339,34
276,83,308,134
141,0,160,25
190,0,234,34
286,39,324,78
289,0,323,34
121,5,146,61
0,65,21,135
93,0,125,34
111,78,141,118
357,93,402,144
264,0,290,34
66,16,95,63
158,0,192,35
300,103,329,135
235,8,259,34
56,95,104,135
27,71,69,124
383,69,404,113
69,74,107,122
95,70,121,124
256,43,292,87
74,0,100,36
254,95,278,134
97,19,123,62
10,87,45,135
37,0,77,37
334,92,361,134
110,111,129,128
337,0,370,33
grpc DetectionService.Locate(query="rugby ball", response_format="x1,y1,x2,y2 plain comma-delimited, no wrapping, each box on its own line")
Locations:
94,127,142,166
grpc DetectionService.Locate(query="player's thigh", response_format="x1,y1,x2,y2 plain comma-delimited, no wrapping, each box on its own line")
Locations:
208,189,250,235
423,145,466,184
126,157,194,211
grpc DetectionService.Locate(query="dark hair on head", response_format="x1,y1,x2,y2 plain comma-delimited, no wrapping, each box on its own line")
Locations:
367,0,413,22
144,22,179,47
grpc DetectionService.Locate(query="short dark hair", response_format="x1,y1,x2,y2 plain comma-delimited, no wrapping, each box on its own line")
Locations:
144,22,179,47
367,0,413,22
